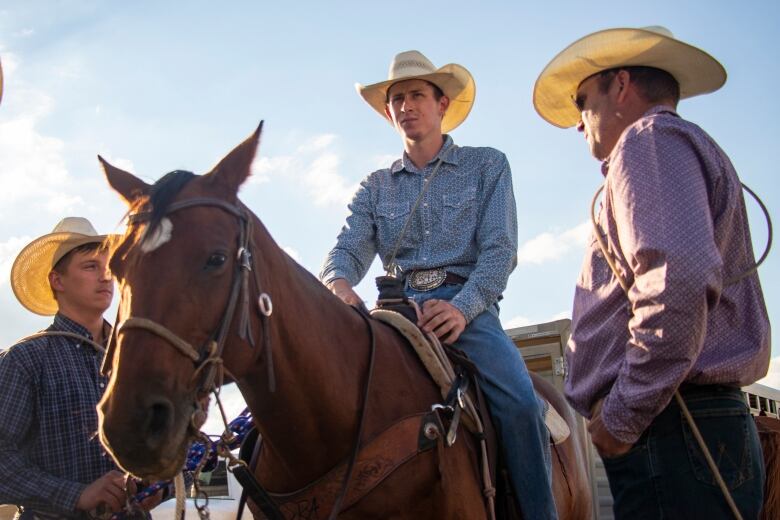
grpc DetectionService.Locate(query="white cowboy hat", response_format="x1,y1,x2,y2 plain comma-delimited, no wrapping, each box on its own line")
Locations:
533,26,727,128
356,50,476,134
11,217,108,316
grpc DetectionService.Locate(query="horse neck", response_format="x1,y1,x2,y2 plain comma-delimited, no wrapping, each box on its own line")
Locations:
235,217,372,488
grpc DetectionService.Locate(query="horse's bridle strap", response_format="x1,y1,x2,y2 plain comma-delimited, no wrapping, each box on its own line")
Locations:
118,317,201,362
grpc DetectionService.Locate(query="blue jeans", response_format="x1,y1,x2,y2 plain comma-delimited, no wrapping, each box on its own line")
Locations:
602,385,764,519
407,284,558,519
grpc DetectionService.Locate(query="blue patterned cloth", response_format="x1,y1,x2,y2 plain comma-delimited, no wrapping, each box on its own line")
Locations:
320,135,518,322
0,314,116,518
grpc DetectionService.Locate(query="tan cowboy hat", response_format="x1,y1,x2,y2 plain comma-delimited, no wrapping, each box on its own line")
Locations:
356,50,476,134
533,26,727,128
11,217,108,316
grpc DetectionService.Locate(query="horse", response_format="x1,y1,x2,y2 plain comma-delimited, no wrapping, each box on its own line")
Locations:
97,124,592,519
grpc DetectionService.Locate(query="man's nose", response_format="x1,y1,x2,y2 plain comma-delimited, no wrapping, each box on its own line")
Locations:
401,95,413,112
576,120,585,133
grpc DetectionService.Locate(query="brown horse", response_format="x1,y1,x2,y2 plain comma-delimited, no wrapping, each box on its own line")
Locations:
97,125,592,519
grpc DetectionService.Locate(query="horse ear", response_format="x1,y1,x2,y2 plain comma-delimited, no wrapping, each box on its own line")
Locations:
99,155,151,206
205,121,263,193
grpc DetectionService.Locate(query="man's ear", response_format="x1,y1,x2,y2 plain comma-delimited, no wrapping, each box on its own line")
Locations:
49,270,63,294
615,70,631,103
439,95,450,118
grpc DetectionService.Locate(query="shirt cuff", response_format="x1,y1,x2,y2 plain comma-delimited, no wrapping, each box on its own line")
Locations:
52,480,88,516
600,391,649,445
449,293,483,324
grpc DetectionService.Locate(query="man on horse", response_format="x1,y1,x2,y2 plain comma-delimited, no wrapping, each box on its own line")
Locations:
0,217,162,518
320,50,557,518
533,26,770,518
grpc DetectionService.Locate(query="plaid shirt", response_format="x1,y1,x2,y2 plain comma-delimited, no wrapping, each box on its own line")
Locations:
0,313,116,518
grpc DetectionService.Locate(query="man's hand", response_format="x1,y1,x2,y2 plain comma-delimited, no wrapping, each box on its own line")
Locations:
588,399,634,458
125,478,163,512
328,278,363,306
76,470,127,513
419,299,466,344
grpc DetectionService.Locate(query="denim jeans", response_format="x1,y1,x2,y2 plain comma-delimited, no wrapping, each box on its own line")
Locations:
406,283,558,519
601,385,764,519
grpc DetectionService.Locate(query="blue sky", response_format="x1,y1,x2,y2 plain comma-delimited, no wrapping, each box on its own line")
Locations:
1,1,778,427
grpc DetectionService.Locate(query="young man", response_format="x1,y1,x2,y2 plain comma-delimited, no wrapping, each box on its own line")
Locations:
320,50,557,519
0,217,160,518
534,27,770,518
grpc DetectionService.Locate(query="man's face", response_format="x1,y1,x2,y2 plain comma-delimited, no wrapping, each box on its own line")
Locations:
575,73,623,161
385,79,449,142
51,248,113,315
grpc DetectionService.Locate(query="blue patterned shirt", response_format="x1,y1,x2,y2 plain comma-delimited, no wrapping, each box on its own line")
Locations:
320,135,518,322
0,314,116,518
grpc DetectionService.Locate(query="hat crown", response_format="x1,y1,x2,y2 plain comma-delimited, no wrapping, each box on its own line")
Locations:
387,50,437,81
51,216,100,236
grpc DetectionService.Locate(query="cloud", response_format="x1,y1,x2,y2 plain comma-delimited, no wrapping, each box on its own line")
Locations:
517,220,590,265
757,355,780,389
202,384,247,435
0,236,32,287
248,134,358,208
282,245,301,263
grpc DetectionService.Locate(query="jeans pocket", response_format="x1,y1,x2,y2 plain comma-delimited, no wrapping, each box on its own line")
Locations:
682,406,754,490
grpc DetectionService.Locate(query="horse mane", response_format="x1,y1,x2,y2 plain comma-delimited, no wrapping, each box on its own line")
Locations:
109,170,196,258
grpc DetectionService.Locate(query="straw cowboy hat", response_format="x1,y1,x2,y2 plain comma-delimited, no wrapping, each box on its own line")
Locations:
356,50,476,134
11,217,108,316
533,26,727,128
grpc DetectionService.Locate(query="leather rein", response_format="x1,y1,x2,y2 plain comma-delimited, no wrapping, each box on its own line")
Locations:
102,195,377,520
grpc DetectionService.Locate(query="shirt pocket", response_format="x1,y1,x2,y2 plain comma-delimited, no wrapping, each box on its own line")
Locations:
442,187,477,234
376,201,412,251
578,234,612,291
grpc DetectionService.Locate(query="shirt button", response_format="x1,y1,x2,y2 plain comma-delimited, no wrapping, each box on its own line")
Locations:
423,257,428,261
390,212,394,216
425,230,430,235
99,382,105,388
423,203,428,207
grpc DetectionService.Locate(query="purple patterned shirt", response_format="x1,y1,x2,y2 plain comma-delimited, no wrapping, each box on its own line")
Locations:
566,106,771,444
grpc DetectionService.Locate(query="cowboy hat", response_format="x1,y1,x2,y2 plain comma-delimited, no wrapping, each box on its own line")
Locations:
356,50,476,134
11,217,108,316
533,26,727,128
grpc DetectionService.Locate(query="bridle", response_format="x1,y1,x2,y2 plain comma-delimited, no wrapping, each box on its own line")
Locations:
101,196,276,407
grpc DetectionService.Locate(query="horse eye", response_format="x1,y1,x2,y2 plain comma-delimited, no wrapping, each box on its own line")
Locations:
206,252,227,268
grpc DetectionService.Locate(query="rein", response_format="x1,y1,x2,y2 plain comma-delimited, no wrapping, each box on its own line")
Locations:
104,197,276,399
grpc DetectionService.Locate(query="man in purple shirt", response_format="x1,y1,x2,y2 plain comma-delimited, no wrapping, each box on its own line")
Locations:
534,26,770,518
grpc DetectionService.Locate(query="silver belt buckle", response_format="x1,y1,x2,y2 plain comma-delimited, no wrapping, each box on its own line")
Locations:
408,268,446,291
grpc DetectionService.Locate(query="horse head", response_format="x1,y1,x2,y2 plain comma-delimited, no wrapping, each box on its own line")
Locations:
98,124,271,480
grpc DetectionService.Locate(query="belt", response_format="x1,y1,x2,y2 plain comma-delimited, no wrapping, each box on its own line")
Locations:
407,268,467,291
677,383,741,397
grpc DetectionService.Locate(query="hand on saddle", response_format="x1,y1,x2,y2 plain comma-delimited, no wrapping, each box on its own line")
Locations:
588,398,634,459
419,299,466,345
328,278,364,307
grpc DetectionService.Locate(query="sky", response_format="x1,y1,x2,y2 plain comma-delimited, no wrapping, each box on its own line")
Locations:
1,1,778,431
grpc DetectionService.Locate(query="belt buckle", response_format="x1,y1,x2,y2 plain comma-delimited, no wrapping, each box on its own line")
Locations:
408,268,446,291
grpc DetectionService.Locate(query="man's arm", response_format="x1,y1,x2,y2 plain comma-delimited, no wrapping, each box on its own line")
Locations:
320,178,378,290
449,151,518,322
600,127,723,445
0,350,86,512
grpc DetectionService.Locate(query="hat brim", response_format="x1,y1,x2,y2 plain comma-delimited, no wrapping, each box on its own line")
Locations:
356,63,476,134
533,27,727,128
10,232,109,316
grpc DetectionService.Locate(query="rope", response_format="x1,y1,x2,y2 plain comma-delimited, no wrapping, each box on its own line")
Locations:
588,180,773,520
174,473,186,520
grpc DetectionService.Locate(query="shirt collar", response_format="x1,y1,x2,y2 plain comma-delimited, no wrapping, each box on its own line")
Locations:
52,312,112,344
601,104,679,177
391,134,459,174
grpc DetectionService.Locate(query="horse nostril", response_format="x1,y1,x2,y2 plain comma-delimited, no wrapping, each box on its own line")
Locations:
144,397,174,449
